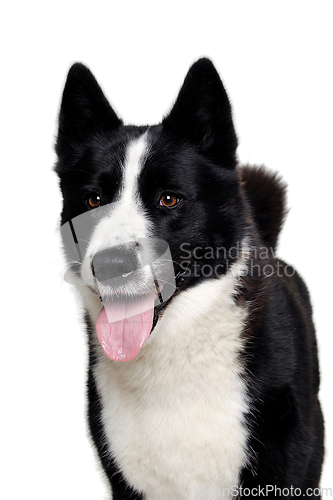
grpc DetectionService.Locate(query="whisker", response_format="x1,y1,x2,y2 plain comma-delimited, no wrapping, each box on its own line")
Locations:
154,277,179,290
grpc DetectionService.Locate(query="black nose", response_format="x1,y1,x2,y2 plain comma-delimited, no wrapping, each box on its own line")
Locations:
92,247,137,283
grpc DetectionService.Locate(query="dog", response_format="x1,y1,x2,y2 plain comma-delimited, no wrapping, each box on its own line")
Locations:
55,58,324,499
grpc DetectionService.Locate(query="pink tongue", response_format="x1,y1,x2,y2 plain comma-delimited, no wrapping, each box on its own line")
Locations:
95,295,155,362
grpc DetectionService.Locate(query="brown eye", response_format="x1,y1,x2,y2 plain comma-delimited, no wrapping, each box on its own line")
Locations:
159,193,179,208
87,194,101,208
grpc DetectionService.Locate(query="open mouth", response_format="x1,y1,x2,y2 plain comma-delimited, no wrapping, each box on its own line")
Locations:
94,273,176,362
94,266,189,362
95,292,157,362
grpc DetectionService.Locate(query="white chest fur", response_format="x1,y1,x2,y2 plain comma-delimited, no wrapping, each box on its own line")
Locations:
92,269,249,500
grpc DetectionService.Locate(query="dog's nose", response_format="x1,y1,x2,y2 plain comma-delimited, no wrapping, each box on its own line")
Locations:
92,247,137,283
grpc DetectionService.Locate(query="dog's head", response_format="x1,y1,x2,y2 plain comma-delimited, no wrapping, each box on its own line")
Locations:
55,59,247,361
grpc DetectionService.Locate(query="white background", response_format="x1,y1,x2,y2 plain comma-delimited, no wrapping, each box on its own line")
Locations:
1,1,332,498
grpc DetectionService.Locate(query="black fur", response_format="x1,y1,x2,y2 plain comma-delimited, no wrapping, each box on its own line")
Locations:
55,58,324,498
240,165,288,250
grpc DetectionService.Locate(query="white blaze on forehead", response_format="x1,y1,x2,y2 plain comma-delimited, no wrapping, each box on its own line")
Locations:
122,132,149,205
115,131,151,242
94,131,150,246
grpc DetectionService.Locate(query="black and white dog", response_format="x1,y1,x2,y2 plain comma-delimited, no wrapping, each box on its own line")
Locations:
55,59,324,499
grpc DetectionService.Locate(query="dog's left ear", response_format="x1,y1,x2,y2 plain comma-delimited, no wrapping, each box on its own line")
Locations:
56,63,122,159
163,58,237,168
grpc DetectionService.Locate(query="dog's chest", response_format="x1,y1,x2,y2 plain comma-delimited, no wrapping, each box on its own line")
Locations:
92,279,249,500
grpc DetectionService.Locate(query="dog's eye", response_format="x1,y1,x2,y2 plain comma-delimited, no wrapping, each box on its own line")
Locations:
159,193,179,208
87,194,101,208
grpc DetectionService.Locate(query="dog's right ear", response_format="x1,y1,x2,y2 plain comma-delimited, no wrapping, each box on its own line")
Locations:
56,63,122,159
162,58,237,169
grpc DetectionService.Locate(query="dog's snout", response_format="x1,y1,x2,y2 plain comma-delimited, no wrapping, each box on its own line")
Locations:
92,247,137,283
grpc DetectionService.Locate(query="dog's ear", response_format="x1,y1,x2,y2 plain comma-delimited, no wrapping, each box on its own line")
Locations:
163,58,237,168
56,63,122,158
